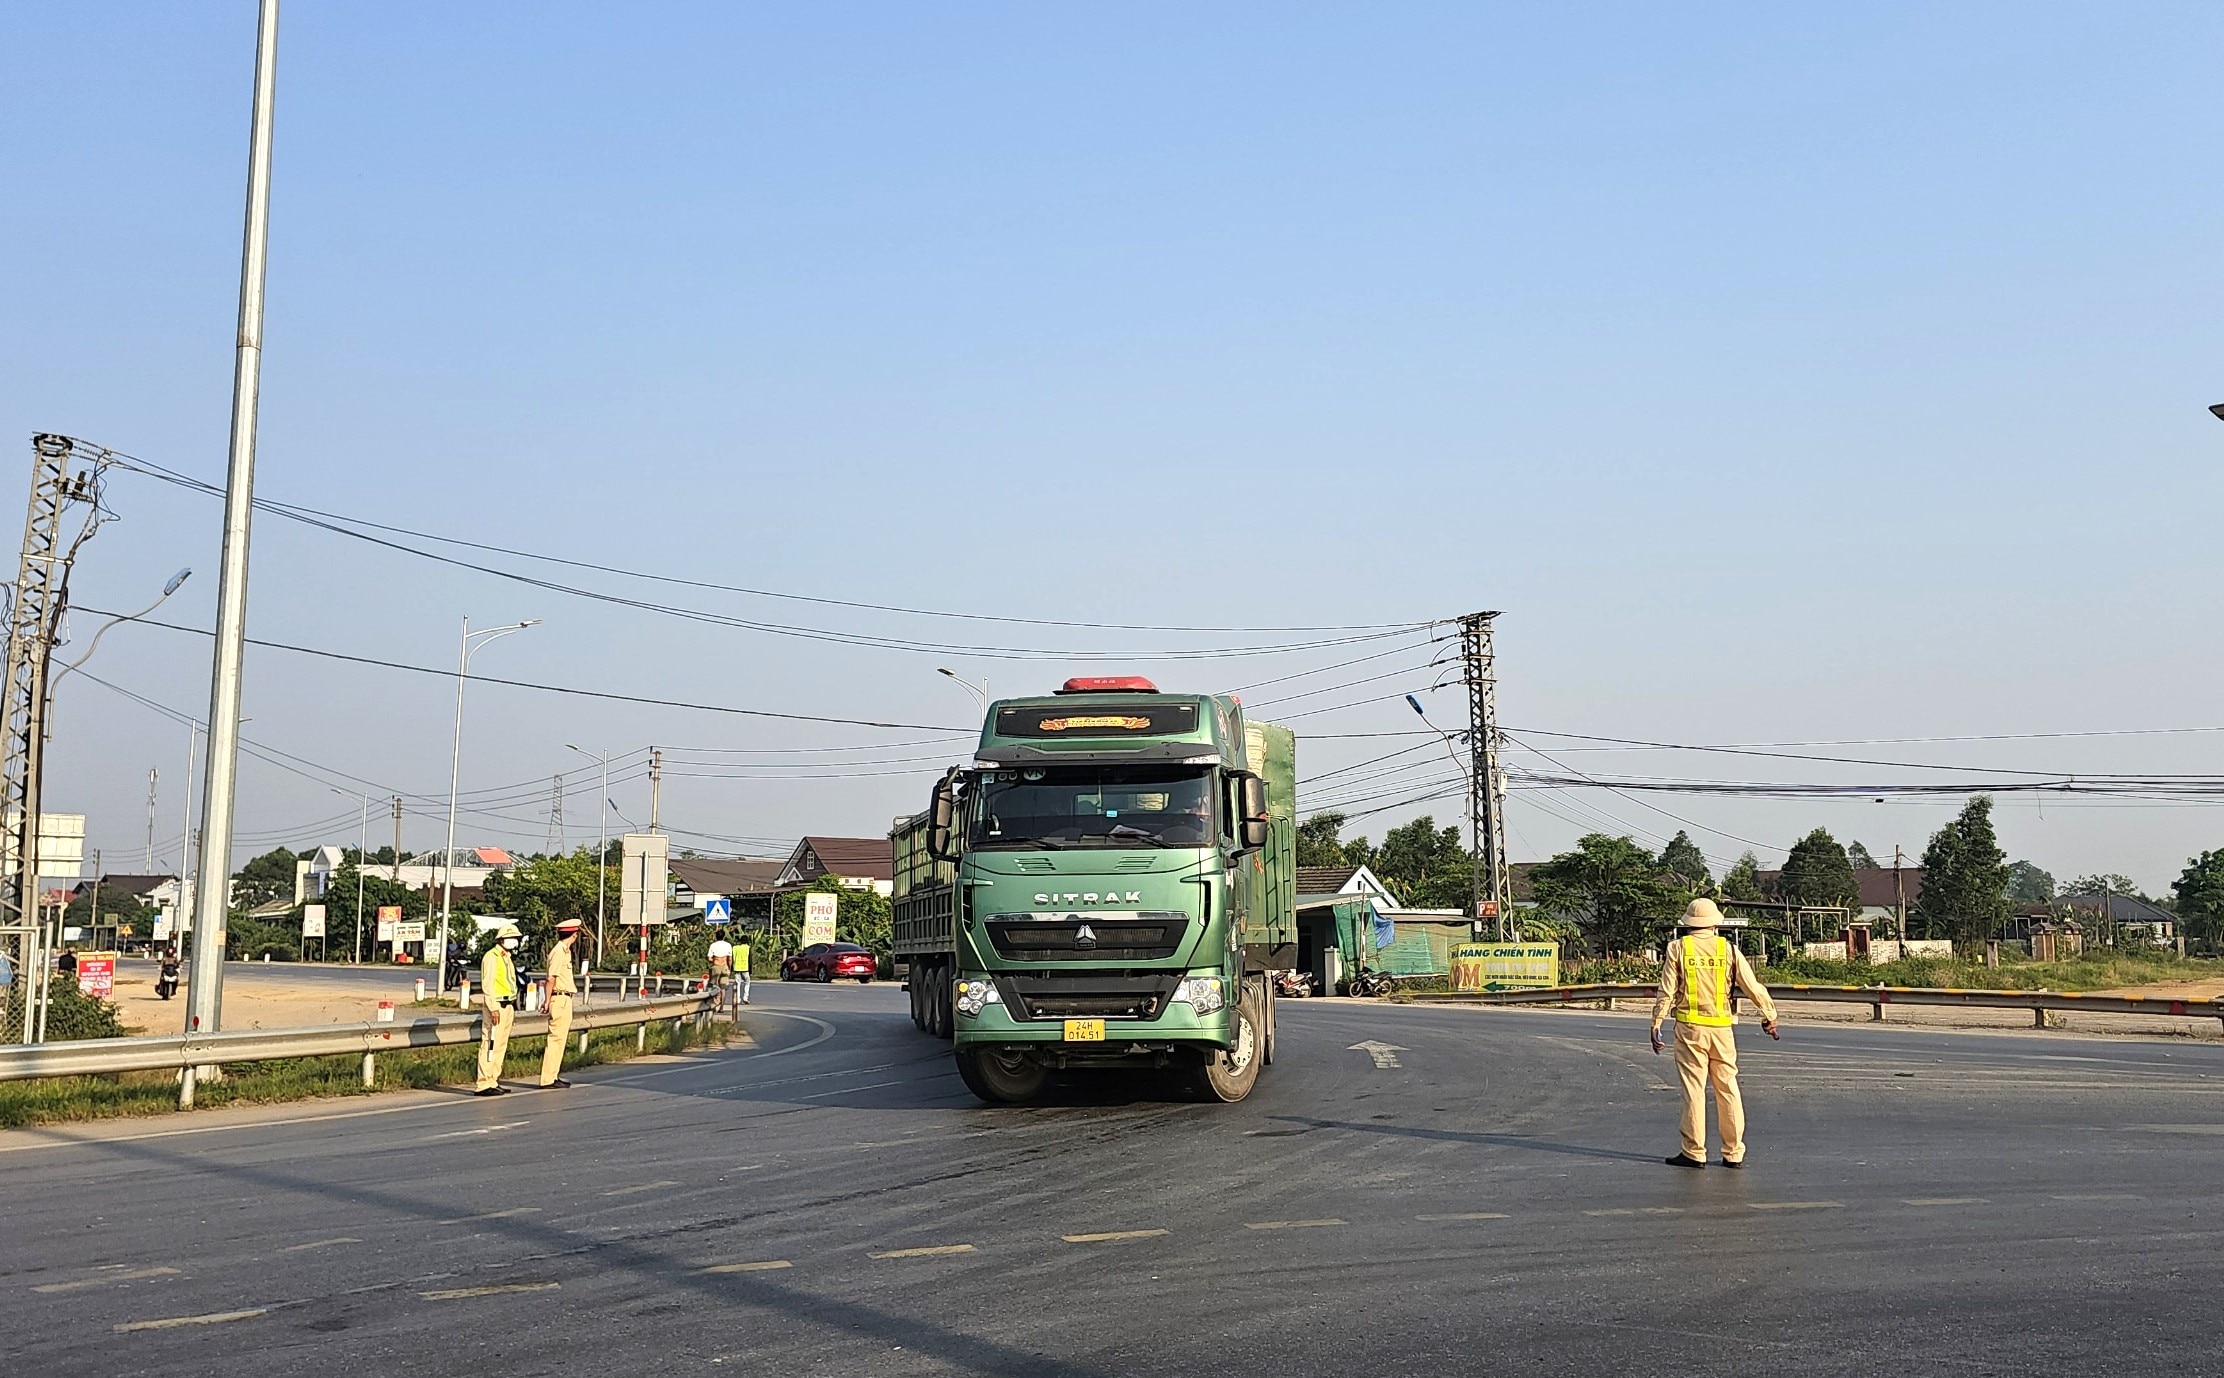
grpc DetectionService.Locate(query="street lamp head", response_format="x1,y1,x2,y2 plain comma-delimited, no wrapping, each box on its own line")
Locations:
163,568,192,597
1405,694,1427,717
2210,403,2224,422
520,619,542,628
937,667,958,679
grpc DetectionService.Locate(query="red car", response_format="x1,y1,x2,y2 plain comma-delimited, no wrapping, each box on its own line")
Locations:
781,942,878,983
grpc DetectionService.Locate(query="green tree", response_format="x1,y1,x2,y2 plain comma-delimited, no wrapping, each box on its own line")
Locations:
1778,828,1859,913
1722,851,1766,903
771,876,894,957
1528,834,1680,956
2171,852,2224,951
2062,873,2145,900
1297,812,1359,868
1846,841,1880,872
1657,831,1711,888
318,862,429,961
1913,796,2011,947
1372,815,1471,912
2004,860,2056,905
230,847,301,910
480,849,613,955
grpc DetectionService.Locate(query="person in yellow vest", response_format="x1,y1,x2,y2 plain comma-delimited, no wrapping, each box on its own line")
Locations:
732,935,751,1007
475,923,524,1097
1650,898,1779,1168
540,918,583,1089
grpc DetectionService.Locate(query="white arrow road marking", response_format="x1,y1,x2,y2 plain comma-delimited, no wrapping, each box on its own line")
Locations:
1348,1040,1406,1069
435,1120,529,1139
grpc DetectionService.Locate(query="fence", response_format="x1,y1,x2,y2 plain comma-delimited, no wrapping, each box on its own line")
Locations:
0,989,718,1107
1410,982,2224,1031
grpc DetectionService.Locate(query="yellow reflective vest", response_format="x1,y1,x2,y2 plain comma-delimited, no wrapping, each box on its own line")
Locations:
1650,932,1777,1031
481,945,519,1003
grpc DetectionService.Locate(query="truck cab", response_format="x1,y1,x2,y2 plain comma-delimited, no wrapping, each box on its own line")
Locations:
897,676,1296,1104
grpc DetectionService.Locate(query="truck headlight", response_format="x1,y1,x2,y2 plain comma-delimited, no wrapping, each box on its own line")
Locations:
1172,976,1224,1016
954,977,1002,1017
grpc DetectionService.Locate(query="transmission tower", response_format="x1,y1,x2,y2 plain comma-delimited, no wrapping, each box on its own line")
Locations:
1458,612,1513,940
1,435,114,1043
546,773,565,854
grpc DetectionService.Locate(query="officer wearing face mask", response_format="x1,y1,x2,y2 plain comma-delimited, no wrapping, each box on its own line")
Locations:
475,923,525,1097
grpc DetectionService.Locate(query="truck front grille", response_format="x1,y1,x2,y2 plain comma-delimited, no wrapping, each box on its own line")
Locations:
996,974,1181,1021
985,914,1189,962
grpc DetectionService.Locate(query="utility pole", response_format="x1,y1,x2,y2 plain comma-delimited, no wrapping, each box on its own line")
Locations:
390,795,402,884
184,0,282,1055
144,769,158,871
1,435,115,1044
1894,845,1907,944
649,747,662,833
1457,612,1512,940
546,774,564,854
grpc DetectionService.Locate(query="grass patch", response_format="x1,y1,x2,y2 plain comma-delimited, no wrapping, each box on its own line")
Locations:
0,1018,729,1131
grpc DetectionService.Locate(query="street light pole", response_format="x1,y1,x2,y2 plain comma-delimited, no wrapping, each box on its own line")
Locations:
566,743,609,955
437,616,538,995
935,667,989,717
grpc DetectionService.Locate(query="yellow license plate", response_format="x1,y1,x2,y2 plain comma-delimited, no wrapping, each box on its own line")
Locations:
1063,1018,1106,1042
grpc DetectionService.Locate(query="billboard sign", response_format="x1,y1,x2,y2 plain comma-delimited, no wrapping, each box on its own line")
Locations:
393,921,427,944
803,892,838,947
75,952,116,999
301,904,326,938
376,906,401,942
1451,942,1560,994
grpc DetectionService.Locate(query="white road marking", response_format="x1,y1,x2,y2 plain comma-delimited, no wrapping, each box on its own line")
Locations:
421,1282,560,1300
700,1260,793,1273
1416,1212,1511,1222
801,1079,907,1100
1748,1201,1843,1211
1585,1207,1683,1217
114,1308,267,1332
1245,1218,1346,1230
601,1181,681,1197
437,1207,541,1225
1348,1040,1405,1069
35,1267,180,1293
1904,1198,1987,1207
435,1120,530,1139
1063,1229,1170,1243
870,1244,976,1259
2051,1193,2140,1201
279,1237,363,1252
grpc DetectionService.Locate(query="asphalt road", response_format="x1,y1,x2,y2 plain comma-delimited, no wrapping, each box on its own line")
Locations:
6,984,2224,1376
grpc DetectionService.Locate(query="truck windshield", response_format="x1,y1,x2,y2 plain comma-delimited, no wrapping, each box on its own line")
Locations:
971,765,1215,850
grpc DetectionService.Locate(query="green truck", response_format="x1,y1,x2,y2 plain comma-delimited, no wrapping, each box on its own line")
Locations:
892,675,1297,1104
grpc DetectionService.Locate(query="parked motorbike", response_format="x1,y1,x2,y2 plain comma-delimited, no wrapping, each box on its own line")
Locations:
1272,969,1314,998
1344,966,1397,998
155,959,180,1000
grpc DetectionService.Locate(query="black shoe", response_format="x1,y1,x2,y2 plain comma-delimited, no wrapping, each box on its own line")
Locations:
1722,1158,1745,1169
1665,1153,1706,1169
541,1079,572,1089
474,1086,509,1097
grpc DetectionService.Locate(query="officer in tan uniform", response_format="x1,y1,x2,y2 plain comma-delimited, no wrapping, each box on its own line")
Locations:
475,923,524,1097
540,918,584,1089
1650,898,1779,1168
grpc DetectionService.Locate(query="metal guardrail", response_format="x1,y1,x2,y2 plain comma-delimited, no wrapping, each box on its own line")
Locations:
0,990,719,1107
1410,982,2224,1030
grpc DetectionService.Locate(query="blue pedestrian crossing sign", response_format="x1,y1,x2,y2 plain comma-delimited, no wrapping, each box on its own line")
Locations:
703,896,732,925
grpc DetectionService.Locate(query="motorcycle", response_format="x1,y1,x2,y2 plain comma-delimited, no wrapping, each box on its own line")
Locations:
155,959,180,1000
1345,966,1397,998
1272,969,1314,998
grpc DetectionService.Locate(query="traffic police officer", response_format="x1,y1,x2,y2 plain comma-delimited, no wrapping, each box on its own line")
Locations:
540,918,583,1089
475,923,524,1096
1650,898,1779,1168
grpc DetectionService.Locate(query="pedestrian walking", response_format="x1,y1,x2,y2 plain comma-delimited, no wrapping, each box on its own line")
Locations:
1650,898,1779,1169
540,918,584,1089
476,923,524,1097
706,934,735,1012
733,934,752,1007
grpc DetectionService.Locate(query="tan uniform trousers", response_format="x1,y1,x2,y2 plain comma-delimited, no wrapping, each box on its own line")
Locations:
1673,1022,1747,1163
476,1002,516,1091
540,992,574,1086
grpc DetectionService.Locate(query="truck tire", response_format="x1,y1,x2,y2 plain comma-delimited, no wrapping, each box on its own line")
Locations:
937,968,955,1041
955,1046,1047,1104
1189,983,1264,1103
909,973,925,1029
1261,978,1277,1066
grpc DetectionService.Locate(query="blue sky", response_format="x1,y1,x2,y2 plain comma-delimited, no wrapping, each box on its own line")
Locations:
4,3,2221,892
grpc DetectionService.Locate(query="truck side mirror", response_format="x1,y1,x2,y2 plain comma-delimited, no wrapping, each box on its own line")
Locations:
1237,773,1268,852
927,768,960,861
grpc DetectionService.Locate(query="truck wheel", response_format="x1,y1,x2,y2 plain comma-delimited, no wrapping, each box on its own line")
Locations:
936,970,955,1041
1261,978,1277,1066
1190,984,1264,1103
956,1047,1047,1104
909,974,924,1028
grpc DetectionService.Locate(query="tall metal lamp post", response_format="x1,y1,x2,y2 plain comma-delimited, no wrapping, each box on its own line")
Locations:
436,617,537,994
564,743,609,955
